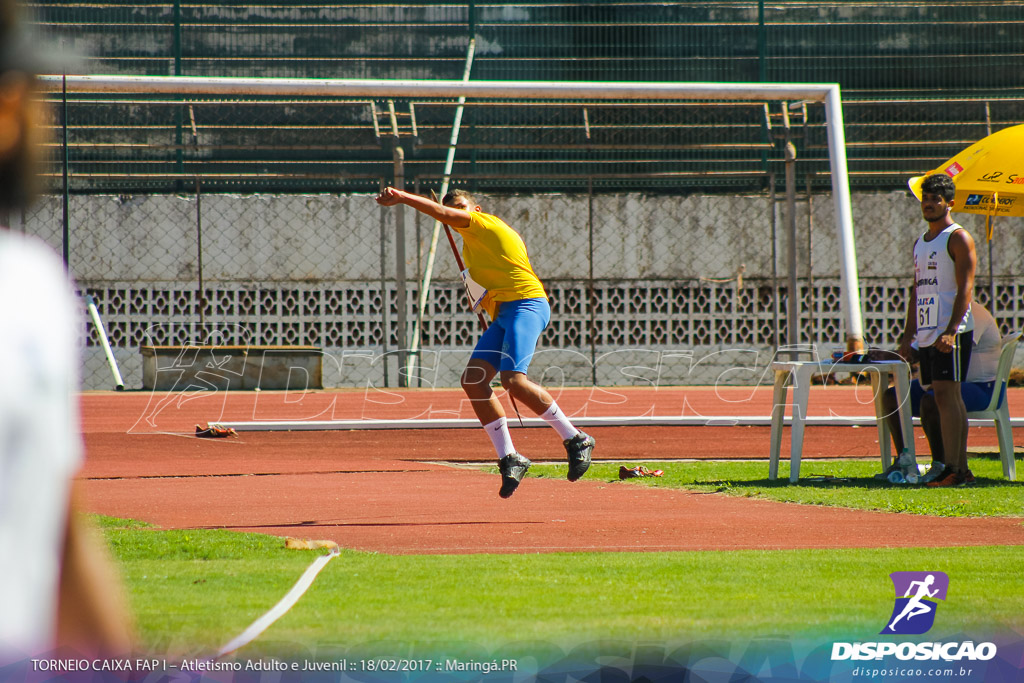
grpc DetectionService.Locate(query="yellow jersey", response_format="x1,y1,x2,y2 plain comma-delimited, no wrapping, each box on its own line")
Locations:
452,211,546,318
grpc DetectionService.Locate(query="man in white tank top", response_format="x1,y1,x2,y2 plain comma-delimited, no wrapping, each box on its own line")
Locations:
897,174,978,487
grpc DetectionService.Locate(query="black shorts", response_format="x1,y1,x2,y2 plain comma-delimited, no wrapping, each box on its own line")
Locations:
919,330,973,384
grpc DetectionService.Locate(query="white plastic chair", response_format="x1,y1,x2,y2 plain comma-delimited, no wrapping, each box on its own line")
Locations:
966,330,1021,480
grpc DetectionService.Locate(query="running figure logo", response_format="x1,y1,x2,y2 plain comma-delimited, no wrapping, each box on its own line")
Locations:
881,571,949,635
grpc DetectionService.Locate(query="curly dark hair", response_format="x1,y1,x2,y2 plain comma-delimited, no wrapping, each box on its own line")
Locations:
920,173,956,202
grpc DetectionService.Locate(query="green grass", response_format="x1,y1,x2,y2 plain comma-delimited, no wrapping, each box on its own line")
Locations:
101,521,324,656
100,517,1024,662
522,457,1024,517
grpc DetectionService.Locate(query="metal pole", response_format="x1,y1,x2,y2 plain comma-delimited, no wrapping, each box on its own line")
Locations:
413,177,423,387
188,105,205,329
984,101,995,317
782,103,799,350
757,0,767,82
378,180,390,387
393,145,407,386
769,174,780,349
588,177,597,386
173,0,182,76
823,85,863,351
173,2,184,193
41,75,853,103
85,295,126,390
806,175,815,347
61,69,70,266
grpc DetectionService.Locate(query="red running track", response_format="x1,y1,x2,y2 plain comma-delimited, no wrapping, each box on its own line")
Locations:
78,387,1024,554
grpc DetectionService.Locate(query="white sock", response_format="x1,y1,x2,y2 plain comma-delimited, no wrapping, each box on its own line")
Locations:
539,402,579,441
484,417,516,458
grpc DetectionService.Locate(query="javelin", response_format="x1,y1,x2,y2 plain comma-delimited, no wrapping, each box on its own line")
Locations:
431,189,523,426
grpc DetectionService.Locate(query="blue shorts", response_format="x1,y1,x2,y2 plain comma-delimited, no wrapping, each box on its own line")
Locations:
470,297,550,374
908,378,995,415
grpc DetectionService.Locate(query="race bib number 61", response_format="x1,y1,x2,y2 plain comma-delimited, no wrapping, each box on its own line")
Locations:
917,295,937,330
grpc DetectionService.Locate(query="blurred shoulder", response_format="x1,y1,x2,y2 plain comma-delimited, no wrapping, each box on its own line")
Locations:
0,232,79,335
0,232,68,279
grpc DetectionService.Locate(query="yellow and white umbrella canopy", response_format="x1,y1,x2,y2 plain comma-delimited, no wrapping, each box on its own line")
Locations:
909,123,1024,219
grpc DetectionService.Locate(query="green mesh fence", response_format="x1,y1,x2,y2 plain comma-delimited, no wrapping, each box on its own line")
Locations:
31,1,1023,90
27,1,1024,194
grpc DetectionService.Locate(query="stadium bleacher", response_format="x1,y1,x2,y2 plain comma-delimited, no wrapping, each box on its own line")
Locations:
28,1,1024,194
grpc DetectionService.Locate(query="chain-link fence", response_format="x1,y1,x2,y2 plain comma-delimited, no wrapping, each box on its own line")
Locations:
15,176,1024,390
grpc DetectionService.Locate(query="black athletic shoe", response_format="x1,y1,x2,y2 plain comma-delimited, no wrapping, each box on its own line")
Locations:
564,431,595,482
957,469,977,487
919,461,947,484
498,452,531,499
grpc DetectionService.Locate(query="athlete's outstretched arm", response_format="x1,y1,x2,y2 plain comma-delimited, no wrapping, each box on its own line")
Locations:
374,187,472,228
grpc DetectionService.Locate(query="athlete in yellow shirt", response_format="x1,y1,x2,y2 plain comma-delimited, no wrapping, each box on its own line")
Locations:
375,187,595,497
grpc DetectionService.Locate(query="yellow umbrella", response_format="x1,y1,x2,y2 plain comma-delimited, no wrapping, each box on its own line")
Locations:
909,123,1024,221
909,124,1024,314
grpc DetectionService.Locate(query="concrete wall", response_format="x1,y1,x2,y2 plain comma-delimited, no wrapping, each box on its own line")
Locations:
22,191,1020,390
28,190,1020,283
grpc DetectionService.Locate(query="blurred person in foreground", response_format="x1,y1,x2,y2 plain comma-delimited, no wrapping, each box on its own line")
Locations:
0,0,133,661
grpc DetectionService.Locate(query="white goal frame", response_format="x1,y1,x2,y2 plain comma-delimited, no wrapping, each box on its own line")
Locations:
39,74,866,351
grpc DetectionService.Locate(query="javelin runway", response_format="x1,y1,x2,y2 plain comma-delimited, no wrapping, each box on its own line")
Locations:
78,387,1024,554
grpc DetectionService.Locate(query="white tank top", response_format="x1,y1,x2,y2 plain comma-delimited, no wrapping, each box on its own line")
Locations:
0,233,82,658
913,224,973,348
